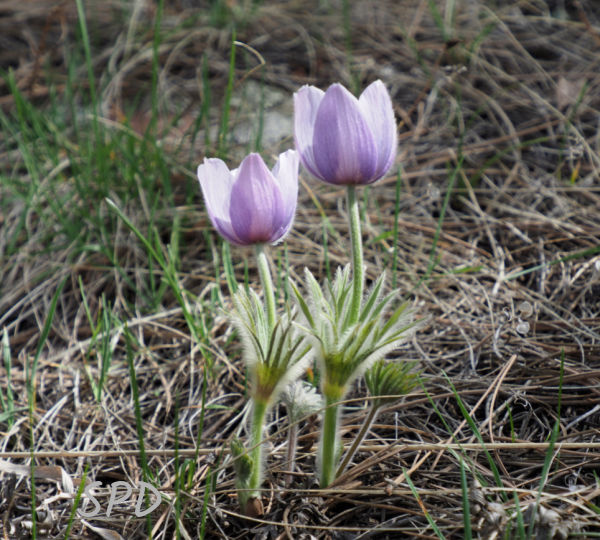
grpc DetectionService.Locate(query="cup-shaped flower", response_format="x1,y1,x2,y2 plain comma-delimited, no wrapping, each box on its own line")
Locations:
294,80,397,186
197,150,299,245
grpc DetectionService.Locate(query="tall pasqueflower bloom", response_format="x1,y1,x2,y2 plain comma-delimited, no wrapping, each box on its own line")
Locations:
198,149,304,515
294,80,396,186
197,150,299,246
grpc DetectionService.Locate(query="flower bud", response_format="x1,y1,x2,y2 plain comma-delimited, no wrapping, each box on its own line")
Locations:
294,81,397,185
197,150,299,245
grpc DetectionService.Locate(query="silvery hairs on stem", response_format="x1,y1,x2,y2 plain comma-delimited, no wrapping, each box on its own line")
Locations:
228,285,311,515
291,264,417,401
290,264,420,486
281,381,323,486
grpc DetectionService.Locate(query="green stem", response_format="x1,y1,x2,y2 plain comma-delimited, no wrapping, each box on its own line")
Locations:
249,398,268,496
336,405,380,477
347,185,364,325
255,245,276,331
319,395,340,487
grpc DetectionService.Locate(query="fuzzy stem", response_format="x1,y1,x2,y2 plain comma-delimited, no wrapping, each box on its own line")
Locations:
255,245,276,331
284,421,298,487
347,185,364,325
336,404,380,477
319,395,340,487
248,398,268,497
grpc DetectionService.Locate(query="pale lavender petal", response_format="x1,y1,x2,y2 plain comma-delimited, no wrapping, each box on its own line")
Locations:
293,85,325,180
229,153,285,244
312,84,378,185
358,80,397,183
269,149,299,243
197,158,241,244
271,149,299,219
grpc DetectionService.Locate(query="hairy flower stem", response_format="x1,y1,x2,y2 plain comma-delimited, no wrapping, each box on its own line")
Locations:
319,395,341,487
336,404,380,477
248,398,268,497
255,245,276,331
347,186,363,325
284,421,298,487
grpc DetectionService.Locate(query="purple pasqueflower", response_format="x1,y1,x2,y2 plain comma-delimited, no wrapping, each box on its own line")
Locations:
197,150,299,246
294,80,397,186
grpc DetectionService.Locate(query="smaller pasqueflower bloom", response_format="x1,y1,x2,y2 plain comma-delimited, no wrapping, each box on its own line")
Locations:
197,150,299,246
294,80,397,186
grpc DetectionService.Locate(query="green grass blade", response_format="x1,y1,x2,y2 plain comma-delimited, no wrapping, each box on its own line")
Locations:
253,68,265,152
322,221,331,282
419,377,488,491
217,30,237,158
526,351,564,539
201,53,212,149
199,468,212,539
192,365,209,488
506,244,600,281
96,295,114,402
149,0,164,136
222,241,238,296
513,490,526,540
341,0,358,93
443,372,506,501
29,277,67,399
77,276,95,328
64,464,90,540
403,467,446,539
425,156,463,279
74,0,101,181
459,457,472,539
124,325,154,537
105,197,212,365
174,395,182,540
391,168,402,289
74,0,97,113
1,329,15,427
28,276,67,539
427,0,448,41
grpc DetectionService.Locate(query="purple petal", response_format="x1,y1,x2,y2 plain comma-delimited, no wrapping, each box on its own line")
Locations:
358,80,397,183
293,86,325,180
197,158,242,244
270,149,299,242
312,84,378,185
229,154,286,244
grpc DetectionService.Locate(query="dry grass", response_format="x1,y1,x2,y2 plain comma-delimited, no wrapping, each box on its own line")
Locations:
1,0,600,538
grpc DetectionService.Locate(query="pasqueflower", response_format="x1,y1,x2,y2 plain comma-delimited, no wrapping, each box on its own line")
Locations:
197,150,299,245
294,80,396,186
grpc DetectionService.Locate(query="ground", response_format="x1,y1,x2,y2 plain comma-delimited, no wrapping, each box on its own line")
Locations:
0,0,599,538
